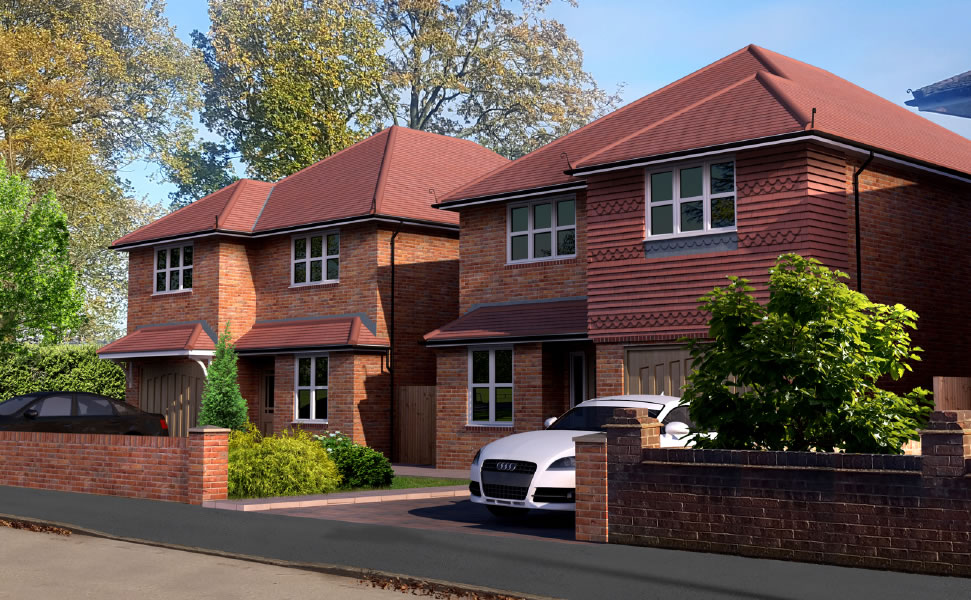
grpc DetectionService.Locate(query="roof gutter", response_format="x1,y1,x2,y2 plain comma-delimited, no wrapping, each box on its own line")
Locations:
432,183,587,211
424,333,589,348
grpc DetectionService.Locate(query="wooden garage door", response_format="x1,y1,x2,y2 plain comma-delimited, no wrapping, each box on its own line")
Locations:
625,346,693,398
139,363,205,437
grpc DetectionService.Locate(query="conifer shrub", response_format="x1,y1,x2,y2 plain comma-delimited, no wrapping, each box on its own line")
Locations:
198,323,248,431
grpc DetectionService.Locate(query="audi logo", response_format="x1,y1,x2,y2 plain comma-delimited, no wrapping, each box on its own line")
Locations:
495,462,518,472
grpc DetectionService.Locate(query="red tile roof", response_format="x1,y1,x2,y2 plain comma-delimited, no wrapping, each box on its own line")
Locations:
98,323,216,357
441,45,971,204
112,127,508,247
424,299,587,345
234,317,389,353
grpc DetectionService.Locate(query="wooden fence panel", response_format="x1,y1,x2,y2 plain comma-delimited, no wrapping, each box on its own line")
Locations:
933,377,971,411
396,386,436,465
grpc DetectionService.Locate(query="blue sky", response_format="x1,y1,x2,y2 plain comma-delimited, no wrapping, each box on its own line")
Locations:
122,0,971,207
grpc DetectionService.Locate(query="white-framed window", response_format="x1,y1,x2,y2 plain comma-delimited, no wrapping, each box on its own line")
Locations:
469,347,513,425
154,244,193,293
292,231,339,286
295,355,328,421
507,195,576,263
646,158,736,239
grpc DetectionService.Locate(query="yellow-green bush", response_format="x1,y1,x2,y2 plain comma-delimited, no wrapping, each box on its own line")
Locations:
228,426,341,499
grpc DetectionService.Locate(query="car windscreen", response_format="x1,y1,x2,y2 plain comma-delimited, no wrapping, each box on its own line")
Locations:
547,405,663,431
0,394,42,416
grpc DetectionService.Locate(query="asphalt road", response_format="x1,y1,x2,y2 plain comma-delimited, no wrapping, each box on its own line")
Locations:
0,526,401,600
2,485,971,600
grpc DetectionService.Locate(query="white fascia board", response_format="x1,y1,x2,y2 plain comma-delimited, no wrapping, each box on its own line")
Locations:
98,350,215,360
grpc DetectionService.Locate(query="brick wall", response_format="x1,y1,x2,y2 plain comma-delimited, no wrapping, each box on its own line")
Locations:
0,427,228,505
457,192,586,314
576,408,971,576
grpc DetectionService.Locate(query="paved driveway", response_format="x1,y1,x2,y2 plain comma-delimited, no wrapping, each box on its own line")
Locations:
268,497,578,543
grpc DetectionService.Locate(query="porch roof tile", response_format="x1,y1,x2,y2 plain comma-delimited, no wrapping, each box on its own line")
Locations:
98,323,216,357
234,316,388,353
424,299,587,345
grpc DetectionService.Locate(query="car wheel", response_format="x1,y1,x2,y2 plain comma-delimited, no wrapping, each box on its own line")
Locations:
487,505,529,519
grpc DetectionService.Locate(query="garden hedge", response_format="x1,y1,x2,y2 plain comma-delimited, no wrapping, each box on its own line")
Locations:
0,344,125,401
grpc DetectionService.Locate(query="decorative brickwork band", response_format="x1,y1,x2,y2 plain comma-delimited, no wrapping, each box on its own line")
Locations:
589,197,642,217
737,228,801,248
587,245,643,263
589,311,707,331
736,174,805,197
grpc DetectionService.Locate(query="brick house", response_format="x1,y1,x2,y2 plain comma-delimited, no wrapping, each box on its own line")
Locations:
99,126,507,460
425,45,971,469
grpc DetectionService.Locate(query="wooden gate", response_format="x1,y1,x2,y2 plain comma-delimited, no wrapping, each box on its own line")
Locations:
139,363,206,437
395,385,436,465
933,376,971,410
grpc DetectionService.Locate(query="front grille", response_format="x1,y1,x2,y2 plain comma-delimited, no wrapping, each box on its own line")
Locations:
533,487,576,503
469,481,481,496
482,483,529,500
481,460,537,474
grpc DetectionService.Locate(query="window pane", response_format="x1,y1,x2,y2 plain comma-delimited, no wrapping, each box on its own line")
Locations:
534,232,551,258
326,258,339,280
557,199,575,226
169,270,180,291
680,201,704,232
77,395,114,416
157,249,166,269
35,395,73,417
294,261,306,283
315,357,328,387
472,388,490,422
511,235,528,261
680,166,703,198
170,247,180,267
298,390,311,420
314,389,327,421
182,268,193,290
298,358,311,387
534,203,551,229
651,172,673,202
710,162,734,194
183,246,193,266
472,351,489,384
156,273,166,292
511,207,528,232
310,260,322,282
651,205,673,235
494,349,512,383
327,233,339,256
711,196,736,228
294,238,306,260
495,388,513,422
310,236,323,258
557,229,575,256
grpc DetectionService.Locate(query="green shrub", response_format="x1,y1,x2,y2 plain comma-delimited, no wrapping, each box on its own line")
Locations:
198,323,248,431
0,344,125,401
228,426,342,499
316,432,394,489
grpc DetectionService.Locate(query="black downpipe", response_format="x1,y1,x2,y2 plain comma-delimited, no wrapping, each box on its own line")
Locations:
853,152,874,292
389,224,402,461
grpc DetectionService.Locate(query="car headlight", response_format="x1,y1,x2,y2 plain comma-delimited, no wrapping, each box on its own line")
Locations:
547,456,576,470
471,449,482,466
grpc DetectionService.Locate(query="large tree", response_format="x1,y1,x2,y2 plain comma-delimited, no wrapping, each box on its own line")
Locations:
0,0,199,341
0,161,83,353
195,0,386,181
368,0,621,158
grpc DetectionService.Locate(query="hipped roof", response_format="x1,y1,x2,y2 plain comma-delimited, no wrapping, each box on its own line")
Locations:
234,316,388,353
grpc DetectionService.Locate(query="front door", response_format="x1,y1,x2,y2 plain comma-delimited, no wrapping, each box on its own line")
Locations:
569,351,586,407
260,374,275,436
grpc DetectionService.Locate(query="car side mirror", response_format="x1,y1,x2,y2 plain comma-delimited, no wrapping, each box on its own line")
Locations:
664,421,689,437
543,416,557,429
23,409,39,420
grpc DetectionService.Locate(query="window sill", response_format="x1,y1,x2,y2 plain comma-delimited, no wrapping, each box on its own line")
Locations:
643,230,739,259
292,420,328,425
504,257,577,269
152,289,192,297
465,424,514,431
289,281,339,289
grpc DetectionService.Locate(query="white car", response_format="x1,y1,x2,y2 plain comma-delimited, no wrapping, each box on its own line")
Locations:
469,395,694,518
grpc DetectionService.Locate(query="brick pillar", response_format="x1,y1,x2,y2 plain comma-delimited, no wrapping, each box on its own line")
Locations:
920,410,971,485
575,433,607,542
595,344,625,397
188,425,230,505
574,407,660,543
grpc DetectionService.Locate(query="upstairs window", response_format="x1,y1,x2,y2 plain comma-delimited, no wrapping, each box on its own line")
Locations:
155,245,193,293
292,232,339,285
647,159,735,238
508,196,576,263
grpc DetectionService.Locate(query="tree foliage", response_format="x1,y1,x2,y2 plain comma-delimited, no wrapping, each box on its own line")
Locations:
162,141,237,210
195,0,386,181
198,323,249,431
0,161,83,352
682,254,932,454
0,0,200,340
368,0,622,158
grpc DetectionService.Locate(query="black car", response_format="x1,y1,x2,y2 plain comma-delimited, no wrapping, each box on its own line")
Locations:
0,392,169,436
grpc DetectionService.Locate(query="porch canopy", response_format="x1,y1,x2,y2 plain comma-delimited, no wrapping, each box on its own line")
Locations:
424,298,588,347
233,315,388,355
98,322,216,360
